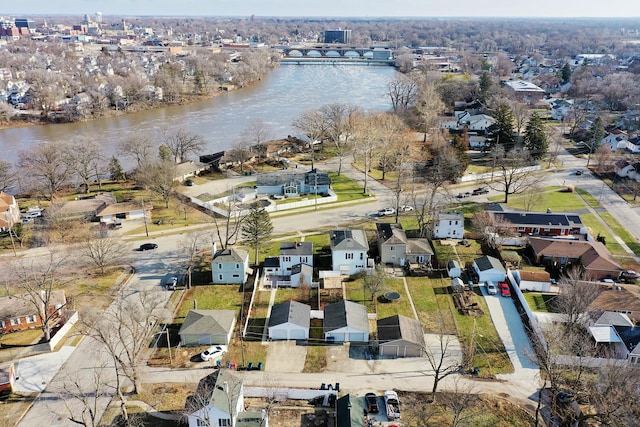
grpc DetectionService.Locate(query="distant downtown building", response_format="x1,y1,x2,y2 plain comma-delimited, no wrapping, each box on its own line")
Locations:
324,29,351,44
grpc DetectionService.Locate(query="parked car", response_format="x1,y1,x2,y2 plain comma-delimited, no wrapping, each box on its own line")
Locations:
201,345,227,362
472,187,489,195
399,205,414,212
486,281,498,295
364,392,379,413
499,282,511,297
456,192,471,198
575,170,583,176
167,276,178,290
184,179,195,186
378,207,395,216
139,243,158,251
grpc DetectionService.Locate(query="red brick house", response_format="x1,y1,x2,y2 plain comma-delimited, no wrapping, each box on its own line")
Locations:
487,211,586,237
0,290,66,334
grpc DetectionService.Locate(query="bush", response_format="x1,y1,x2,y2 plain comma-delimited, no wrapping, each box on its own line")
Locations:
566,185,575,193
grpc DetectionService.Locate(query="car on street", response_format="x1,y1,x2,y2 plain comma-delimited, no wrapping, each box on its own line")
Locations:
399,205,414,212
364,392,379,413
456,192,471,198
575,170,583,176
486,281,498,295
184,179,195,186
499,282,511,297
138,243,158,251
472,187,489,195
167,276,178,290
200,345,227,362
378,207,395,216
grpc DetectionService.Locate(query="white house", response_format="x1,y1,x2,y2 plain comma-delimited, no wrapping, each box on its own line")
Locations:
269,241,313,276
433,212,464,239
0,192,20,232
600,131,629,152
187,370,268,427
460,113,496,132
268,301,310,340
615,160,640,181
211,243,250,285
329,229,369,275
324,300,370,342
473,255,507,283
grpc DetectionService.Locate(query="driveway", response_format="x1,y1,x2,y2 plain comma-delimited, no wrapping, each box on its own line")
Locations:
13,346,76,394
265,341,308,372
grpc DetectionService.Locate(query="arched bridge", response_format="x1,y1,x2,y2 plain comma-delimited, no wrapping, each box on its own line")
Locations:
275,44,393,58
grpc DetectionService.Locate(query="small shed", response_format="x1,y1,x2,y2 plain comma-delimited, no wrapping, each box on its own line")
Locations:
473,255,507,283
377,315,424,358
451,277,465,292
268,301,310,340
515,270,551,292
324,300,370,342
447,260,462,278
178,309,236,346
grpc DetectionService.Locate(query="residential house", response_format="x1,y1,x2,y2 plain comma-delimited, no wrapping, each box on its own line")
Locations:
548,98,574,121
329,229,369,275
178,309,237,346
0,290,66,334
323,300,370,342
54,193,116,221
432,212,464,239
588,312,640,362
589,283,640,324
472,255,507,283
528,237,623,280
186,370,268,427
211,243,250,285
175,160,209,182
377,314,425,358
290,263,313,288
0,192,20,232
267,301,310,340
486,210,587,238
626,136,640,154
96,201,153,224
600,130,629,152
376,223,433,267
458,113,496,132
255,169,330,197
264,241,313,278
615,160,640,181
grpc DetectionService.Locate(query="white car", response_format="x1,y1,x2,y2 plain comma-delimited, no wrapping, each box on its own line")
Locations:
486,281,498,295
167,276,178,290
399,205,414,212
201,345,227,362
378,207,395,216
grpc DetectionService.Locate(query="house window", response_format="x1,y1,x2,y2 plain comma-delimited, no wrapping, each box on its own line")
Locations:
26,315,36,323
543,227,550,232
452,230,456,235
233,274,239,278
346,253,354,260
301,256,307,263
360,253,364,260
219,419,231,427
517,227,525,232
455,221,458,225
218,274,223,281
282,256,291,262
196,419,209,427
390,246,394,251
10,318,20,326
449,221,452,225
236,264,240,269
218,263,223,269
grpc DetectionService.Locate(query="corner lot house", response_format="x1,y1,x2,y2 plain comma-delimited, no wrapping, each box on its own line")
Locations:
324,300,370,342
211,243,250,285
473,255,507,283
330,229,369,275
268,301,310,340
486,211,586,237
178,309,237,346
187,370,268,427
0,290,66,334
256,169,330,197
377,315,425,358
96,201,153,224
432,212,464,239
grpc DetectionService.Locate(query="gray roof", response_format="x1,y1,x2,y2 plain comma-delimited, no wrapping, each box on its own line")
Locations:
280,241,313,256
0,290,66,319
438,212,463,221
330,229,369,251
474,255,506,273
488,211,583,228
376,223,407,245
407,238,434,256
377,314,425,346
304,169,331,186
291,263,313,276
179,309,236,336
191,370,243,417
323,300,370,334
594,311,634,327
212,247,249,263
268,300,310,328
256,171,305,187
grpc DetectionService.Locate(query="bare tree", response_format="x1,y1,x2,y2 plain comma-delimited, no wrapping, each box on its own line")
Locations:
387,74,417,115
9,252,70,341
508,100,531,138
489,148,543,203
414,73,445,142
320,103,362,175
422,326,462,402
239,120,274,158
292,109,329,169
17,141,71,200
211,187,247,250
0,160,16,193
162,128,206,163
139,160,178,208
363,265,387,314
441,379,479,427
62,139,104,194
555,268,603,331
353,112,383,195
58,363,112,427
181,232,207,289
118,136,155,170
81,231,128,274
471,211,514,251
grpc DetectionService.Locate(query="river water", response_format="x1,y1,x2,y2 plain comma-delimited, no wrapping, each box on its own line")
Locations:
0,65,398,163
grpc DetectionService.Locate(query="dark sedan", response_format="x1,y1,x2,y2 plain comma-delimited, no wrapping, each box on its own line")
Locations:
365,393,379,413
139,243,158,251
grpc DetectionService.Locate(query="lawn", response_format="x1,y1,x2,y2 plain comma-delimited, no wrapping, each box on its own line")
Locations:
302,345,327,372
599,212,640,256
579,214,625,255
175,285,244,322
432,240,483,269
328,171,370,202
490,187,586,212
575,188,600,208
523,292,558,312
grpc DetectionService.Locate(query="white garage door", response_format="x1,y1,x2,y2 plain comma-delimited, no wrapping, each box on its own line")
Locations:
269,328,288,340
198,335,212,345
288,329,307,340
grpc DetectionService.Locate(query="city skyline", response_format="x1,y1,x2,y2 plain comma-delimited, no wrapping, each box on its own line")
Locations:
3,0,640,19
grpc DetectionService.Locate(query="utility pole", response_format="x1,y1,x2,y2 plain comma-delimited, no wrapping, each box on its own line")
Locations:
5,213,16,257
141,198,149,237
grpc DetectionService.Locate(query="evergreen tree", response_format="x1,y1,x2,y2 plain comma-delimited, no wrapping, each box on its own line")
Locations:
479,71,492,101
109,156,125,181
489,103,515,151
586,116,605,167
561,63,572,82
158,144,172,161
524,113,548,160
242,202,273,265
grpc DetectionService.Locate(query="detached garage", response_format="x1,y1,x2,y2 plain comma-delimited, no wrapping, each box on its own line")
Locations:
268,301,310,340
377,315,424,358
324,300,370,343
473,255,507,283
178,309,236,346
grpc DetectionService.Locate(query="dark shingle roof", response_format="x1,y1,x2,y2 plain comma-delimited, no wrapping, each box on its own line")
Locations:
268,300,310,328
323,300,370,334
474,255,505,272
264,257,280,268
377,314,425,346
488,211,583,228
178,310,236,336
280,241,313,256
376,223,407,245
212,247,249,263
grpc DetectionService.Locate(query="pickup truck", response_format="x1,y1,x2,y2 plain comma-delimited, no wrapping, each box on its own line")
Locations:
384,390,400,420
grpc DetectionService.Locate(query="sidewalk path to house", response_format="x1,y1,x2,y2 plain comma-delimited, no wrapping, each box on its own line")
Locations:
13,346,76,394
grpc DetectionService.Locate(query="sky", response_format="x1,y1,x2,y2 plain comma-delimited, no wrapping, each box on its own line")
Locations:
3,0,640,18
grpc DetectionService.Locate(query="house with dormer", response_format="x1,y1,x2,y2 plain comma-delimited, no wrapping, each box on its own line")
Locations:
256,169,330,198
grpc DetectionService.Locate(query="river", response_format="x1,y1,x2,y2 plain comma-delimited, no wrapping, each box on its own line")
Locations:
0,65,398,163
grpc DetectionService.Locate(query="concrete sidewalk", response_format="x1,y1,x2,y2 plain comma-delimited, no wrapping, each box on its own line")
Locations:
13,346,76,394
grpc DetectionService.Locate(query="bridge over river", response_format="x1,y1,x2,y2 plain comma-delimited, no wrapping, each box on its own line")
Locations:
274,44,394,59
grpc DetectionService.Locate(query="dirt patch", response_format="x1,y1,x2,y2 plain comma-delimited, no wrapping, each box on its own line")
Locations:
266,341,308,372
